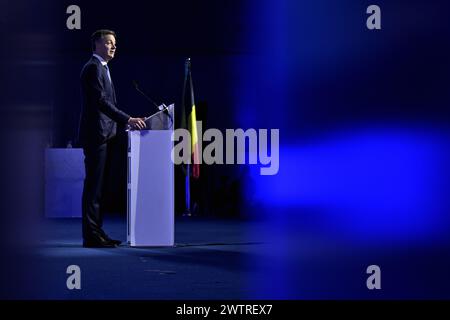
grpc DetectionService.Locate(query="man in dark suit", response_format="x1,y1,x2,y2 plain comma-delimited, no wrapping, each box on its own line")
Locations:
79,29,146,248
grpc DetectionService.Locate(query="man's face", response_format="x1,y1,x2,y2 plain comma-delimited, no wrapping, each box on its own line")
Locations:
95,34,116,61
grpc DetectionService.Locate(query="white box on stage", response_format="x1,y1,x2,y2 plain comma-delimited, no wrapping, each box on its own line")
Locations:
127,104,175,247
45,148,84,218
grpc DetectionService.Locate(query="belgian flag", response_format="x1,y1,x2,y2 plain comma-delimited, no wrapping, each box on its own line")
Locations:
181,58,200,179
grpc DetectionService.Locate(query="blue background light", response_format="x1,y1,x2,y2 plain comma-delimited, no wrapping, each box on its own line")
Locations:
248,126,450,241
235,0,450,298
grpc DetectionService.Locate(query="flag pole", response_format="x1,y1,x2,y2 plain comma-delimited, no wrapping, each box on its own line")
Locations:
184,163,191,216
183,58,192,216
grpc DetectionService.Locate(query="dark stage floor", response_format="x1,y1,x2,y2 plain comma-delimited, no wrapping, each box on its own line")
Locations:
22,216,259,300
8,215,450,300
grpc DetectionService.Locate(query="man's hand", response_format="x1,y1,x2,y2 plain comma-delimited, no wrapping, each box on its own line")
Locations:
128,117,147,130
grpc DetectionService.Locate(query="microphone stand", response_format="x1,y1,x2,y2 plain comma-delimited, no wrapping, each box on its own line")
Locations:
132,80,174,129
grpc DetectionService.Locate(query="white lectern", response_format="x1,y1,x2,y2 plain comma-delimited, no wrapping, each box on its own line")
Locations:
127,104,175,247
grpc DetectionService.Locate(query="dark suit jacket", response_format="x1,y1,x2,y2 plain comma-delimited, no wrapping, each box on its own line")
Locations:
78,56,130,148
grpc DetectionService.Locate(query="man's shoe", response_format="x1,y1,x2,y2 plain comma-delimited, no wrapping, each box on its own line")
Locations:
83,235,117,248
102,233,122,246
109,239,122,246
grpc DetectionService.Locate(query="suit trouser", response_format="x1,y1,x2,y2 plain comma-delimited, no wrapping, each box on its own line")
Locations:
82,141,112,240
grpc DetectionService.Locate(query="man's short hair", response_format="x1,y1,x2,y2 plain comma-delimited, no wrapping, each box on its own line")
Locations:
91,29,116,51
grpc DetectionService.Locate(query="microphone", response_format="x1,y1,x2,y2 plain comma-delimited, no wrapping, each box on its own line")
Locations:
132,80,161,110
132,80,172,125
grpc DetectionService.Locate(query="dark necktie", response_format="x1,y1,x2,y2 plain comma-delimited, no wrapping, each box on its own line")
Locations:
104,64,112,83
104,65,116,102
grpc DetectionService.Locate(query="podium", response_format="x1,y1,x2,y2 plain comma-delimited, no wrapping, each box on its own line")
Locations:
127,104,175,246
